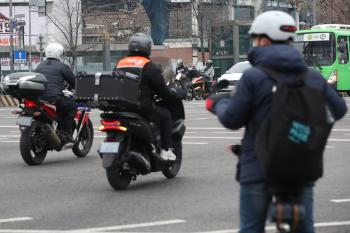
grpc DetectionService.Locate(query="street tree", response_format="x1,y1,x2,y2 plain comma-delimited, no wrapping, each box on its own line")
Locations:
47,0,83,69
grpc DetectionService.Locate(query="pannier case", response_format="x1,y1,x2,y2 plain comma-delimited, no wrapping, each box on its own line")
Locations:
2,72,47,100
75,71,140,111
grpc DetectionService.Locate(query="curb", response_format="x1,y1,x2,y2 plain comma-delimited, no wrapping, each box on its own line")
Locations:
0,95,19,107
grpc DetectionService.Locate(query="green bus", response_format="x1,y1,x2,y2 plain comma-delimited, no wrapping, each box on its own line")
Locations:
294,24,350,94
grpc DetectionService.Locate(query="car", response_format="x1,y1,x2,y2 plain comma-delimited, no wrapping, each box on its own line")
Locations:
217,61,252,92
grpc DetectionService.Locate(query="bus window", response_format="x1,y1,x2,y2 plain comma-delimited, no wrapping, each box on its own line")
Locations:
338,36,348,64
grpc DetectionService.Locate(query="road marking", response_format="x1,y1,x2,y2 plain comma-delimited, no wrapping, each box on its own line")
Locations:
213,131,241,134
0,126,17,128
326,146,334,149
0,141,19,143
331,199,350,203
184,136,350,142
68,219,186,233
195,220,350,233
0,217,32,223
0,230,62,233
183,142,208,145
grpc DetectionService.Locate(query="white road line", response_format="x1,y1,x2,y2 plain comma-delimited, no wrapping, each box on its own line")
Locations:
0,230,63,233
326,146,334,149
0,217,32,223
0,126,17,128
195,220,350,233
212,131,241,134
68,219,186,233
0,141,19,143
183,142,208,145
330,199,350,203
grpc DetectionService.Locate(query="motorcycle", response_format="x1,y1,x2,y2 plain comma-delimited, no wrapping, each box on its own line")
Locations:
191,75,216,100
2,72,94,165
175,70,193,101
97,97,185,190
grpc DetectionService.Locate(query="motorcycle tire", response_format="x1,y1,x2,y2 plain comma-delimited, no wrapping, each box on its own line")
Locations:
72,119,94,158
20,122,48,165
186,89,194,101
194,90,203,100
106,164,132,190
162,139,182,178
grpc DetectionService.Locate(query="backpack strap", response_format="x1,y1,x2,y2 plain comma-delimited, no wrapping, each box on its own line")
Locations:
256,65,307,85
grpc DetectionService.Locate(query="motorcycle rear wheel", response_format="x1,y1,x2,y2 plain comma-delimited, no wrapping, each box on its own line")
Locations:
72,119,94,158
20,122,48,165
106,164,132,190
194,90,203,100
162,140,182,178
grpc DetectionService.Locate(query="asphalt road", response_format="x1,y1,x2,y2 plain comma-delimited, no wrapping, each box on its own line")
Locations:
0,99,350,233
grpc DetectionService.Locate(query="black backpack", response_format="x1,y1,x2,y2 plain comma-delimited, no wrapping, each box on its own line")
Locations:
254,66,333,192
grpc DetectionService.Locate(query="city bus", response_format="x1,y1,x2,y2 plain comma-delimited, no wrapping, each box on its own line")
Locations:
294,24,350,94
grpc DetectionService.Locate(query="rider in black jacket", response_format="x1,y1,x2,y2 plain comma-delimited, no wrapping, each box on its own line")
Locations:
36,42,76,147
116,33,185,161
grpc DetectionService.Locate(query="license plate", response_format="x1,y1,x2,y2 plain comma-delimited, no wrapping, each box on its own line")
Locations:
99,142,120,153
16,116,32,126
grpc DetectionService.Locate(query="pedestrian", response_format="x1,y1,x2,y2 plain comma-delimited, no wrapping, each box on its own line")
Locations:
206,11,347,233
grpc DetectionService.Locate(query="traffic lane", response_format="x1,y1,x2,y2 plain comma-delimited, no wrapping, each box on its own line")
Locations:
0,134,240,231
0,136,349,232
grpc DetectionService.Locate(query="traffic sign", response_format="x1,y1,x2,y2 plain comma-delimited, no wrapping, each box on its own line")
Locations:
14,50,27,64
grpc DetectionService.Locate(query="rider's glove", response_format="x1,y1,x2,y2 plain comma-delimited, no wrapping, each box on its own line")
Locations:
205,93,230,114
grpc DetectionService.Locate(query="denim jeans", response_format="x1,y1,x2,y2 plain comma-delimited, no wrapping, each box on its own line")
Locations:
240,183,314,233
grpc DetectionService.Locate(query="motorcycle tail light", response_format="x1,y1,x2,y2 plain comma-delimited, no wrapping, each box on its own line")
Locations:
24,100,36,108
99,120,127,132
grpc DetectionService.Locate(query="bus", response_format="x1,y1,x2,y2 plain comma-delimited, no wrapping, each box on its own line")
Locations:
294,24,350,94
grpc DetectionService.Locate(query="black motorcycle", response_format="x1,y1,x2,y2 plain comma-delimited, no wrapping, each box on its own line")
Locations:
98,98,185,190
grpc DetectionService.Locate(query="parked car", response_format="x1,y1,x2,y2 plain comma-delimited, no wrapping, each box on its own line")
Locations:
217,61,252,92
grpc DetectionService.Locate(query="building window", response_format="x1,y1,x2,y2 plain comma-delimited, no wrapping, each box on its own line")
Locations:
234,6,254,20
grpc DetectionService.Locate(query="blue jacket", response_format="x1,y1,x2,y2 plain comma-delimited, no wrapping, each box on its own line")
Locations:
215,44,348,184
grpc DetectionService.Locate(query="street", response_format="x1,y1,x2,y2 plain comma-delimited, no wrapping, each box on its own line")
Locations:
0,100,350,233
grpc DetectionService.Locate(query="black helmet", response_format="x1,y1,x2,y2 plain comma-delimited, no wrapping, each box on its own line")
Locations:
128,32,152,56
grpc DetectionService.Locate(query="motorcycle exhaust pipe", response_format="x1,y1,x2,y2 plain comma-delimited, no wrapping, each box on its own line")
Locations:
41,124,61,150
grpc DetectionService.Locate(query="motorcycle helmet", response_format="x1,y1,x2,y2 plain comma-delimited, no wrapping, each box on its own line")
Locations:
177,59,184,68
128,32,152,57
248,10,296,41
45,42,65,61
206,60,213,67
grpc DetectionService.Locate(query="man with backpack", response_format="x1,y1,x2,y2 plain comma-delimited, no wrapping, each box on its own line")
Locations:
206,11,347,233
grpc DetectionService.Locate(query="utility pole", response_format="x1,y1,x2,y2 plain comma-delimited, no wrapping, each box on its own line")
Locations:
9,0,14,72
28,3,32,72
39,34,44,62
312,0,317,25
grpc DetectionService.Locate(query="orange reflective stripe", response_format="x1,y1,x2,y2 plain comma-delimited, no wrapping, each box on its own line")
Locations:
117,56,150,69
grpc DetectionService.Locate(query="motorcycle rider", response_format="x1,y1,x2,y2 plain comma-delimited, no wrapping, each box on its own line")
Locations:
116,33,184,161
203,60,214,94
36,42,76,147
206,11,347,233
175,59,188,75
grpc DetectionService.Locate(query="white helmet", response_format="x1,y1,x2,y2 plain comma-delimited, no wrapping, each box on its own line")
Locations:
248,11,297,41
45,42,65,61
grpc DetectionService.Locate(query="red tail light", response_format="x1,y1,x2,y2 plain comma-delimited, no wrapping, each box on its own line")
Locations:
24,100,36,108
99,120,127,132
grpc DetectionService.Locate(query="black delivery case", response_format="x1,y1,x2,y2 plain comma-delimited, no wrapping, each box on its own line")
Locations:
75,71,141,111
2,72,47,100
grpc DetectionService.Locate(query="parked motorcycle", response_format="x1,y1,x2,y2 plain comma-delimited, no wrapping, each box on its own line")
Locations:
2,72,94,165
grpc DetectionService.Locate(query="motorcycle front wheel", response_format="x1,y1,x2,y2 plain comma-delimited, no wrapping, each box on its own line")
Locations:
106,163,132,190
72,119,94,158
162,139,182,178
20,122,48,165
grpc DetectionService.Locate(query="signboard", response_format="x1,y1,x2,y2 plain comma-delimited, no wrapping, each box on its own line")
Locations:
295,33,330,42
0,58,11,67
0,19,10,34
14,50,27,64
0,36,18,46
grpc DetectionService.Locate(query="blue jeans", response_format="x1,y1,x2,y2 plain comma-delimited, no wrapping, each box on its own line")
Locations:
240,183,314,233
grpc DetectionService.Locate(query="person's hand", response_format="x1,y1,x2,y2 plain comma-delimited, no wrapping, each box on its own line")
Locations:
205,93,230,114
